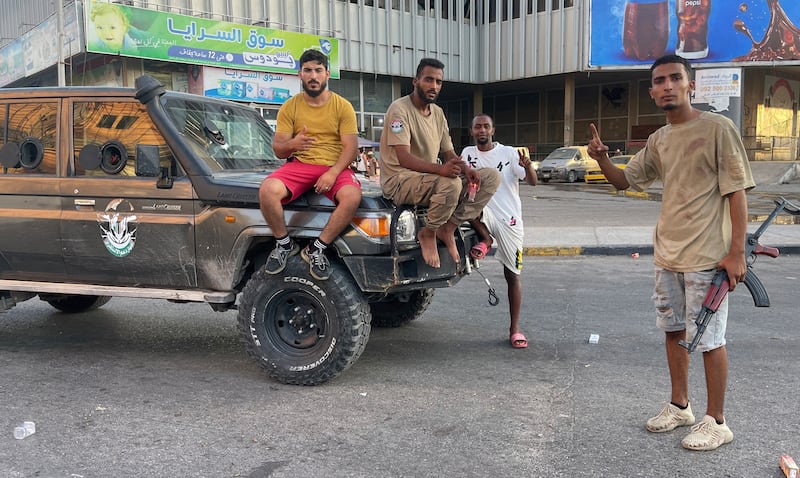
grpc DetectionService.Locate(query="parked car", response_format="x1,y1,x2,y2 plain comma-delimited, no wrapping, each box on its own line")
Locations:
584,154,633,183
537,146,598,183
0,75,481,386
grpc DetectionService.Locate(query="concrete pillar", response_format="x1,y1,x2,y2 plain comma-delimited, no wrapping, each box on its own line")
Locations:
563,73,575,146
472,85,483,115
392,77,403,99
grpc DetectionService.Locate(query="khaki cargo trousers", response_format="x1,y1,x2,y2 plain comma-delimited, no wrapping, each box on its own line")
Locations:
382,168,500,229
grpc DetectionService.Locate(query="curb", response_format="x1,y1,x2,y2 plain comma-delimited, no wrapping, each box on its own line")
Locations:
521,245,800,256
521,246,652,256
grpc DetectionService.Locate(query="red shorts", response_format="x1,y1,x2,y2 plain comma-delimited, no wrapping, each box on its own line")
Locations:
267,160,361,204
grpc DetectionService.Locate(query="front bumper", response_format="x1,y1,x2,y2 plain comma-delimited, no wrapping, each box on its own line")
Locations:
539,168,567,180
342,226,478,293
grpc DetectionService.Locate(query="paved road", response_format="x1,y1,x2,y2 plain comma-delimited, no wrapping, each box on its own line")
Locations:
2,255,798,477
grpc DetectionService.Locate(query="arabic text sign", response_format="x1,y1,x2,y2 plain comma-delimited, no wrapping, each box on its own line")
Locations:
0,3,81,87
692,68,743,130
84,0,339,78
202,67,302,105
694,68,741,101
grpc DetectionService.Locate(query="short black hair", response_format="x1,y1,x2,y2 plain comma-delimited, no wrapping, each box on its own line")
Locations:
416,58,445,78
650,54,693,81
471,113,494,127
299,49,329,70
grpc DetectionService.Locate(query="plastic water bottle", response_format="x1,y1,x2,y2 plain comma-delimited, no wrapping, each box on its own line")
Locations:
467,181,478,202
13,421,35,440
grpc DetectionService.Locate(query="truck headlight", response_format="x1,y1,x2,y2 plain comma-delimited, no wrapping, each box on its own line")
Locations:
352,214,391,239
395,209,417,243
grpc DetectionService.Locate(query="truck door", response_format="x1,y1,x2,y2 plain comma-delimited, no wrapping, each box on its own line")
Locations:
60,99,198,288
0,101,66,281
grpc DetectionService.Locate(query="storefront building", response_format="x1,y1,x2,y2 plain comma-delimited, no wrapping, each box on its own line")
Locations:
1,0,799,161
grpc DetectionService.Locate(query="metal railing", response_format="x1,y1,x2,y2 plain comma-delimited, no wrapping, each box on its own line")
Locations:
742,136,799,162
525,136,800,162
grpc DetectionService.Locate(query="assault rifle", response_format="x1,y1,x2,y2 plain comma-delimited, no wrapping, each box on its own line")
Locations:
679,197,800,353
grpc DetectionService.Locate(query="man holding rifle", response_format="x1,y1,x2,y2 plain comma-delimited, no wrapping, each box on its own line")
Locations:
587,54,754,451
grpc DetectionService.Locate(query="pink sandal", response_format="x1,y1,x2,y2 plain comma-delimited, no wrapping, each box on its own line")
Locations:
510,332,528,349
470,242,490,260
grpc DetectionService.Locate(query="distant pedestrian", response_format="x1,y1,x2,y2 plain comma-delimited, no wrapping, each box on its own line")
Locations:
354,149,369,175
366,150,378,178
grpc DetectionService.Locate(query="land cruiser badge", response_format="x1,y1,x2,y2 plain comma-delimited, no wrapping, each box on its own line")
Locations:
98,199,138,257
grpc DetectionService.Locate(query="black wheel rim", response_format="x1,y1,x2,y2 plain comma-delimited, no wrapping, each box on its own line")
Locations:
264,290,331,355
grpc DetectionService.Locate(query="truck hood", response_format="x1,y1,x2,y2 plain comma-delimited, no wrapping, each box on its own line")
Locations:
192,171,390,209
540,158,569,168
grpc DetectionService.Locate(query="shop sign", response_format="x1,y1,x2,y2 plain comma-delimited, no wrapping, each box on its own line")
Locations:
84,0,339,78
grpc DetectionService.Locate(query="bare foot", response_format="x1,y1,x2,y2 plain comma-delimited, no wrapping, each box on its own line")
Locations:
435,221,460,264
418,227,440,268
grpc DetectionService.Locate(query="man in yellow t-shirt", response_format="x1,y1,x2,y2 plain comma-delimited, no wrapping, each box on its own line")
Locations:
259,50,360,281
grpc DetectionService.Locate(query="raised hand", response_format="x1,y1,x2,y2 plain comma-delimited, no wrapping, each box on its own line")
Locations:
588,123,609,161
518,149,533,168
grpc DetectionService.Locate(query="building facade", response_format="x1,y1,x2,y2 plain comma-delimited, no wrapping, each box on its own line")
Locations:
1,0,799,160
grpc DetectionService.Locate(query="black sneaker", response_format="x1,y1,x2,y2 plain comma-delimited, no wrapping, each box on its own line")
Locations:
264,242,299,274
301,245,331,280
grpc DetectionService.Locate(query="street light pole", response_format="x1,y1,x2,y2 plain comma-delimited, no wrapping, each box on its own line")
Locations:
57,0,65,86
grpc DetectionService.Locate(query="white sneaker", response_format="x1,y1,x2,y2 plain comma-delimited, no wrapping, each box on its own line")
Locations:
681,415,734,451
645,402,695,433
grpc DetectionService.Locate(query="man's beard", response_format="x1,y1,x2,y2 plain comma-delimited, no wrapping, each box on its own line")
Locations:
415,85,438,104
303,81,327,98
662,103,677,111
476,136,491,146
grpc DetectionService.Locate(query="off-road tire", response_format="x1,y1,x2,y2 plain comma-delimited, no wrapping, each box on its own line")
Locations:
369,289,435,328
42,295,112,313
237,257,371,385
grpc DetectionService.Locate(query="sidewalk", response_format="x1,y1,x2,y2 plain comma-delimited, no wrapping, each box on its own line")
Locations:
518,161,800,256
522,223,800,256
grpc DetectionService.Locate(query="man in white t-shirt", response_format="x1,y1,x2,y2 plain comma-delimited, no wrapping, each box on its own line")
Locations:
462,114,537,348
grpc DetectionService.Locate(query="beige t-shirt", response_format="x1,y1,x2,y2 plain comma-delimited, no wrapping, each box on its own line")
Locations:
379,95,454,190
275,92,358,166
624,112,755,272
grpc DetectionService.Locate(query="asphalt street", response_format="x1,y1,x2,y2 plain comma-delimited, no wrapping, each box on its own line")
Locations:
2,253,798,477
2,162,799,476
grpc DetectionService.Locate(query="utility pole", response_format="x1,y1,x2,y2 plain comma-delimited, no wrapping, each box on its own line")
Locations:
57,0,65,86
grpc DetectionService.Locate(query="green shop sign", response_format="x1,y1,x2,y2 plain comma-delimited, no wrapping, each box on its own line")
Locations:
84,0,339,78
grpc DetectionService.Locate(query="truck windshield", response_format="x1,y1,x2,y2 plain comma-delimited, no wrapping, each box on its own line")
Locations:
162,97,280,171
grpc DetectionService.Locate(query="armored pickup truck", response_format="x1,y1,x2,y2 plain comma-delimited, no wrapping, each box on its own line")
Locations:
0,76,480,385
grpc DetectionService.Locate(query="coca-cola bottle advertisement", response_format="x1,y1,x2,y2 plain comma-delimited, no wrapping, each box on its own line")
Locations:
589,0,800,67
